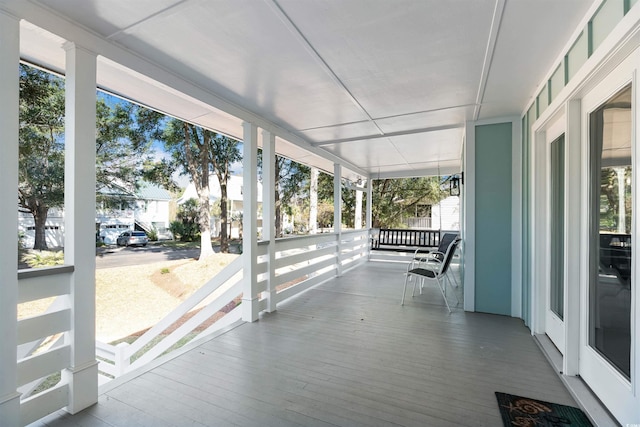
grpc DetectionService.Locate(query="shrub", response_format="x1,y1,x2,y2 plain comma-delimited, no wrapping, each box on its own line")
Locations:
23,250,64,268
147,228,158,241
170,199,200,242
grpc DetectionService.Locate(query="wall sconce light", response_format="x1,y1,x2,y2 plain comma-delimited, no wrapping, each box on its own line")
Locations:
450,175,460,196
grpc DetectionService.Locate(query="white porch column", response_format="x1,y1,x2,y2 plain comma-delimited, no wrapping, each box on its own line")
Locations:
366,179,372,229
310,168,319,234
242,122,259,322
355,186,363,229
463,122,476,311
334,164,342,276
262,129,277,313
62,42,99,414
366,179,372,258
0,11,21,426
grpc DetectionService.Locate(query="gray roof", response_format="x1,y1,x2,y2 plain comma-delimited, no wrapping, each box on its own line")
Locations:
136,182,172,201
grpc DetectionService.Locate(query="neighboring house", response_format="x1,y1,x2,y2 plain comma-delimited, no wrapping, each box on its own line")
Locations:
98,182,174,244
403,196,460,231
178,174,263,238
18,182,174,248
431,195,460,231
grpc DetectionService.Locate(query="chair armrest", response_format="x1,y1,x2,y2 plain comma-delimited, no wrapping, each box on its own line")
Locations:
418,252,445,272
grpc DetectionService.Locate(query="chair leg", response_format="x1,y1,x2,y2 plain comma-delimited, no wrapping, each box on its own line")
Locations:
435,277,452,313
402,273,410,305
448,268,460,288
445,274,460,305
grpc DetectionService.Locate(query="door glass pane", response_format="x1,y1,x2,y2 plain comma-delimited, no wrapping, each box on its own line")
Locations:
589,84,632,379
550,135,565,319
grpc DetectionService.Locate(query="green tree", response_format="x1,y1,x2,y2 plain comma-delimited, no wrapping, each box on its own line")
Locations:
19,64,165,250
18,65,65,250
95,95,164,206
210,134,241,252
160,120,215,259
159,120,241,256
371,177,445,228
169,198,200,241
275,157,310,236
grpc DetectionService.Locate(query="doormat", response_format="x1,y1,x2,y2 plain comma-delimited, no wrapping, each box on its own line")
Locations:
495,392,593,427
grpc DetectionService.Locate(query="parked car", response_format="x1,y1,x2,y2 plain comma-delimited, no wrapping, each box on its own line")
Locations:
116,230,149,247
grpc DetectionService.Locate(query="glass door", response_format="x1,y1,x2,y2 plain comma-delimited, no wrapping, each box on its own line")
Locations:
546,134,565,351
581,80,635,423
589,84,632,379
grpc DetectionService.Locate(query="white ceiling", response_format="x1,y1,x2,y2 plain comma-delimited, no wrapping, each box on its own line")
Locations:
6,0,595,180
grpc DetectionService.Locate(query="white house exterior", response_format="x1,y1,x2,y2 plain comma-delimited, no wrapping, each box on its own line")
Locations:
431,195,460,231
18,183,173,248
178,174,262,238
98,182,173,244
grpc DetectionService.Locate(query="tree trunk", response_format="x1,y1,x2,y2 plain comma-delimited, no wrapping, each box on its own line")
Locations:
220,183,229,253
183,123,214,261
32,204,50,251
198,185,215,260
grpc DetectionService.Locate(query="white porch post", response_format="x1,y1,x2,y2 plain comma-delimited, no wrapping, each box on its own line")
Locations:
0,11,21,426
355,187,363,229
366,179,372,258
62,42,99,414
242,122,259,322
334,164,342,276
463,122,475,311
310,168,319,234
262,129,277,313
366,179,372,229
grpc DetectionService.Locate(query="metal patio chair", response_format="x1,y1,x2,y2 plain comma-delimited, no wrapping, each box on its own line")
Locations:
402,236,461,312
407,232,460,287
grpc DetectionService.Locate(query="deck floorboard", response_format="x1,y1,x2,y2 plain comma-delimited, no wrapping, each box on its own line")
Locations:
34,261,575,426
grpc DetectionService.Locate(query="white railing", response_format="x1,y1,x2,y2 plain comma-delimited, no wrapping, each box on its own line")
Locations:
95,230,369,381
95,256,244,381
15,229,371,425
405,217,432,229
17,265,74,426
257,229,369,305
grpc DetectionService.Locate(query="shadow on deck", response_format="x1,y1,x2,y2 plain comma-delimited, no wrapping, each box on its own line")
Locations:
32,261,576,426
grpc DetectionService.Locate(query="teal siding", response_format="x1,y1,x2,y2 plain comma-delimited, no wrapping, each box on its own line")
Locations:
475,123,512,315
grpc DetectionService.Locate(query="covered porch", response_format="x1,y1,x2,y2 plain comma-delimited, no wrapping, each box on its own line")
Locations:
32,261,573,427
2,0,640,425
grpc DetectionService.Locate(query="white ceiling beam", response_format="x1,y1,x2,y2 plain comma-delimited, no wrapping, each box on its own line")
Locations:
473,0,505,120
105,0,197,41
311,123,463,146
373,165,461,180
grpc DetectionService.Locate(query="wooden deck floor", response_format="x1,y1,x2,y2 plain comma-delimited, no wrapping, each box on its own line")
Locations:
33,261,577,426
